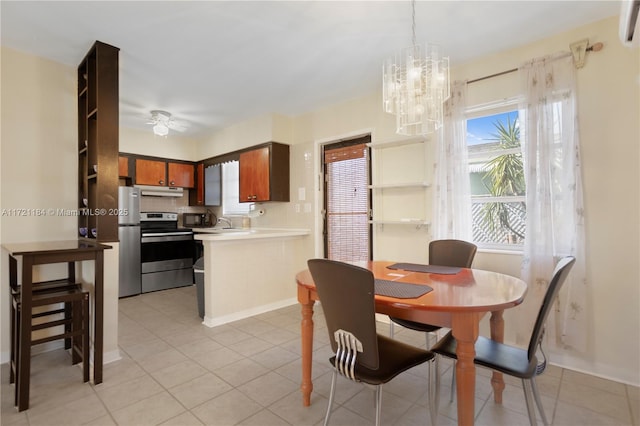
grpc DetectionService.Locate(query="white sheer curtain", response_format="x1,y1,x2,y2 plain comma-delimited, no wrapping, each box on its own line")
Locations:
432,81,472,240
517,54,587,352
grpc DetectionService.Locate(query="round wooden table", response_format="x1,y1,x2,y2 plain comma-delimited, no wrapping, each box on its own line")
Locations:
296,260,528,426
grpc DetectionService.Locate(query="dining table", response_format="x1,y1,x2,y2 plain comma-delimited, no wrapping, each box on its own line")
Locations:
296,260,528,426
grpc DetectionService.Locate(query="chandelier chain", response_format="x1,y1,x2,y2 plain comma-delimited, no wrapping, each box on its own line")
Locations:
411,0,416,48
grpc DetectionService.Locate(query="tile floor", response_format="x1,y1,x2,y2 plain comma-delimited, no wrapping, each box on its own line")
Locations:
2,285,638,425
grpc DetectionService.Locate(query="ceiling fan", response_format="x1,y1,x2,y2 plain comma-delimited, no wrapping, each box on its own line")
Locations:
147,110,187,136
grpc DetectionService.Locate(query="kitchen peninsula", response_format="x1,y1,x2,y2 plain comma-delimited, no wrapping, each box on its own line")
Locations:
194,228,309,327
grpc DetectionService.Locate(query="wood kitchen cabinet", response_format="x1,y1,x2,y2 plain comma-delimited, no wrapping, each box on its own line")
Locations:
135,159,166,186
190,163,205,206
168,162,194,188
239,142,289,202
118,156,130,177
77,41,119,243
134,157,195,188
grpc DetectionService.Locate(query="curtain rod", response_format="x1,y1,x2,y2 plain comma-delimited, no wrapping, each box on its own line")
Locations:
467,41,603,85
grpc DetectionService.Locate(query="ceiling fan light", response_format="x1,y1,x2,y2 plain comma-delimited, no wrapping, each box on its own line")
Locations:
153,123,169,136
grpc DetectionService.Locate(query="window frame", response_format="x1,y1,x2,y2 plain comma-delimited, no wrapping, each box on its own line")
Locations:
466,98,525,252
221,161,252,216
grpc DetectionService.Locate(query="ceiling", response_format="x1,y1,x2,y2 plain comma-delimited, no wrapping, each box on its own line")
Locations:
1,1,620,138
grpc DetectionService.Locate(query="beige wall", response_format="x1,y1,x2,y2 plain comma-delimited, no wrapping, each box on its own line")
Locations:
454,16,640,385
120,126,200,161
251,16,638,385
0,47,121,363
1,15,638,386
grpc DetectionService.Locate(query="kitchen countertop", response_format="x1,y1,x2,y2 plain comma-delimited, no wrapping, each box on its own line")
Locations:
194,227,310,241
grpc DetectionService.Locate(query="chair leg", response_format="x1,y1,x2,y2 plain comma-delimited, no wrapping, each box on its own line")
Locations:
374,384,382,426
12,300,21,407
64,301,72,350
428,356,440,426
10,297,17,385
82,293,90,383
323,370,338,426
450,364,456,403
531,376,549,426
71,299,81,365
522,379,539,426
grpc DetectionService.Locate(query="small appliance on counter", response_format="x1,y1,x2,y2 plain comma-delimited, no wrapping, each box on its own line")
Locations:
183,212,215,228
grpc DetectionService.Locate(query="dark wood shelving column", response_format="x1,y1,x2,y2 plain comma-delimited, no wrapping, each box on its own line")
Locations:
77,41,120,243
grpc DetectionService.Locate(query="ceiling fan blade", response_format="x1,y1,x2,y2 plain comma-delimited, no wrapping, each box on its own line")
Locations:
169,122,187,132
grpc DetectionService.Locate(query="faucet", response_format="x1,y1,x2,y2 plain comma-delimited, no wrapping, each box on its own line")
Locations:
217,217,233,229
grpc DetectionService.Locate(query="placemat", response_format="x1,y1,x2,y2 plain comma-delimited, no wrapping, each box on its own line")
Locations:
387,263,461,275
374,279,433,299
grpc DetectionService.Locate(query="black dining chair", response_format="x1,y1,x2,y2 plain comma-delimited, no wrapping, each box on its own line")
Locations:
389,239,478,342
432,256,576,426
389,239,477,402
307,259,437,426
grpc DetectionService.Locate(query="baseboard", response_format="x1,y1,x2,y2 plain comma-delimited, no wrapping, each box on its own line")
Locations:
0,348,122,368
202,297,298,328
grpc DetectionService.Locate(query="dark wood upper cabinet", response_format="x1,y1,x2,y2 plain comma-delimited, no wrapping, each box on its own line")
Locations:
129,156,195,189
190,163,205,206
118,156,130,177
239,142,289,203
168,162,194,188
135,159,166,186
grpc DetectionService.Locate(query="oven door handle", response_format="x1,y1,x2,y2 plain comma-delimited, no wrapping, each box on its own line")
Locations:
141,233,194,243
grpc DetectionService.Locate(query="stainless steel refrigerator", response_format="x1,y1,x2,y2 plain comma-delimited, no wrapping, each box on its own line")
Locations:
118,186,141,297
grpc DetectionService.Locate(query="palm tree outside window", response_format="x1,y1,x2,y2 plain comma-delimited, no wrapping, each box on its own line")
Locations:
467,107,526,249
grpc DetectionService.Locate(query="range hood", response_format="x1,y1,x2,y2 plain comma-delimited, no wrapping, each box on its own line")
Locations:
134,185,184,197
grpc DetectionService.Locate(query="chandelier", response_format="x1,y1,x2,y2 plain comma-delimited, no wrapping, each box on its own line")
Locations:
383,0,450,135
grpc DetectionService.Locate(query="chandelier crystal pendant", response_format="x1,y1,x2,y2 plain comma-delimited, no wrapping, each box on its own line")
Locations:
383,1,450,135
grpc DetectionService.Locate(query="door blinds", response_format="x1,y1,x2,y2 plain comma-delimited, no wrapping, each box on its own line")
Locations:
324,140,370,261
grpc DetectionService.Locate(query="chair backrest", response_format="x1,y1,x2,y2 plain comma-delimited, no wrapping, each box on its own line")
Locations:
527,256,576,361
307,259,379,370
429,239,477,268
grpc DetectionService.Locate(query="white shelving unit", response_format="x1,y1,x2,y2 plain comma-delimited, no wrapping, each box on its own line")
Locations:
368,135,431,229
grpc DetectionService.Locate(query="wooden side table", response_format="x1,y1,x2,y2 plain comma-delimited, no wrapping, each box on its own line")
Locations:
4,240,111,411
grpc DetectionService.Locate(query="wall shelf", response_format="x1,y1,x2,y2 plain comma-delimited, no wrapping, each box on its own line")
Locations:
77,41,119,243
369,182,430,189
369,134,433,261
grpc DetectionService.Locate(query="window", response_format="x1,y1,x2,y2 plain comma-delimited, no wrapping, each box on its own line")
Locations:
221,161,251,215
467,104,525,249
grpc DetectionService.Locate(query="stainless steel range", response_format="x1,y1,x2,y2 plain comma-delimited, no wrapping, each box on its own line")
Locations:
140,212,195,294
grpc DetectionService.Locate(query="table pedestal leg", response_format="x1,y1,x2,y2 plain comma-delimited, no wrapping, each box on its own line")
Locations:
300,297,315,406
452,312,479,426
489,310,505,403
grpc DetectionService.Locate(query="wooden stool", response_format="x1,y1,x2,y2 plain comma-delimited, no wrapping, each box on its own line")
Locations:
10,284,90,410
